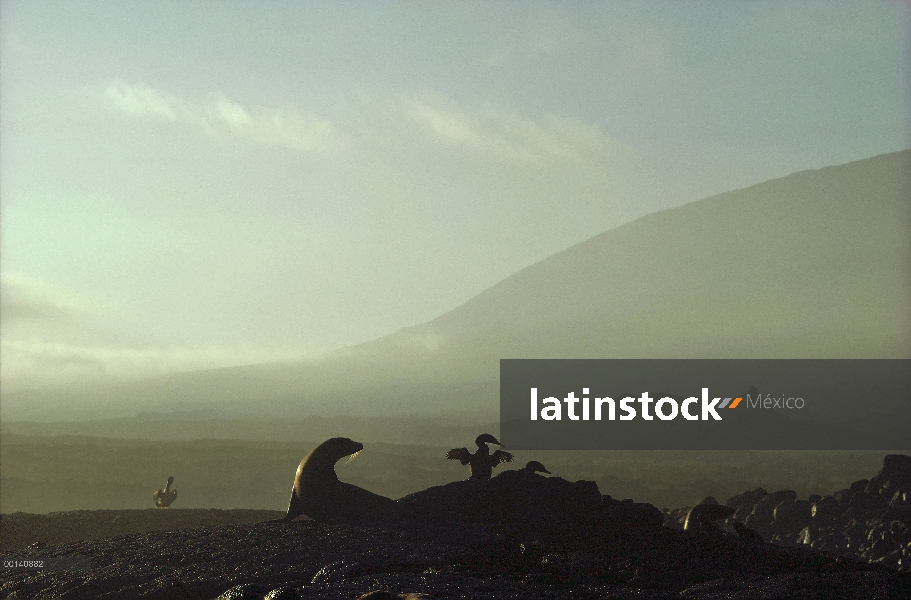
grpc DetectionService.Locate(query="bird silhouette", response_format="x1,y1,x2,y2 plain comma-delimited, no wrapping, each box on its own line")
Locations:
446,433,513,480
153,476,177,508
523,460,551,474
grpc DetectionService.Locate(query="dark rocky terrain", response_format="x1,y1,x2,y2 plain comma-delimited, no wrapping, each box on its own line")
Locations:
3,515,910,599
0,509,283,554
3,455,911,599
666,454,911,572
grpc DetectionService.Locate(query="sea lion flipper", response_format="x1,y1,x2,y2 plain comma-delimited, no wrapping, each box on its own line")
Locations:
285,484,307,521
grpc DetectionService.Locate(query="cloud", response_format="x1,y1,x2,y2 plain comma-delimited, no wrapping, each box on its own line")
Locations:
0,273,318,386
209,95,339,151
407,101,482,145
213,95,254,130
0,273,130,361
0,273,88,324
105,82,178,119
0,339,316,386
402,93,612,164
104,81,341,151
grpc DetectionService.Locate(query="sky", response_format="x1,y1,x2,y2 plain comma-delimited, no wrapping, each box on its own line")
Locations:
1,1,909,389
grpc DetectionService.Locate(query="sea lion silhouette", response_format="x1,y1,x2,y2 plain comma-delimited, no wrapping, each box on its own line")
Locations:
283,437,399,522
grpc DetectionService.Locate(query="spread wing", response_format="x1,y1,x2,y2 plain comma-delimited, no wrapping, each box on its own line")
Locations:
492,450,514,465
446,448,472,465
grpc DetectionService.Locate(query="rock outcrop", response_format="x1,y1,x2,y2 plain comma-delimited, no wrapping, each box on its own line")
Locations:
666,454,911,571
397,468,663,547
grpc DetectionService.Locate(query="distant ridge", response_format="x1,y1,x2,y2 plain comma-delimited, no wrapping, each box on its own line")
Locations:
5,150,909,421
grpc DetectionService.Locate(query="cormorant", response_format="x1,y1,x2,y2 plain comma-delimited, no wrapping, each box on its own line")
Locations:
446,434,514,480
523,461,551,474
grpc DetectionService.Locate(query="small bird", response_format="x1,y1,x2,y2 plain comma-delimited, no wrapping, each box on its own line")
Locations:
523,461,551,475
153,476,177,508
446,434,514,480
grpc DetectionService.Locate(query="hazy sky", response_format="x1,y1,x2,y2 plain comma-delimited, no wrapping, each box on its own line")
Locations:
1,1,908,387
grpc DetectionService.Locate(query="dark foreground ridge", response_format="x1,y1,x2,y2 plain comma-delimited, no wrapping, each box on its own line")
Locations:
0,509,284,554
666,454,911,571
3,517,910,599
2,455,910,599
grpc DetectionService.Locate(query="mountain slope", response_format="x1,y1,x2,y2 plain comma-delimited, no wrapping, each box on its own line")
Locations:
5,150,909,421
403,148,910,360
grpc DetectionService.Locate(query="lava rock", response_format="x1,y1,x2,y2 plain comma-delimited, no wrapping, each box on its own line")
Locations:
311,561,366,584
218,583,273,599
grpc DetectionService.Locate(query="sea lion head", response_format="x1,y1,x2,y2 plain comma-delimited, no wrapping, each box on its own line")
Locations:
295,438,365,486
313,437,364,465
475,433,502,447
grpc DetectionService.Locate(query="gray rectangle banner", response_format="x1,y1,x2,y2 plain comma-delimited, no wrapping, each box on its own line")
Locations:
500,359,911,450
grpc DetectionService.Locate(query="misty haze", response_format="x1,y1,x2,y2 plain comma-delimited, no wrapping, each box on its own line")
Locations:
1,2,910,599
